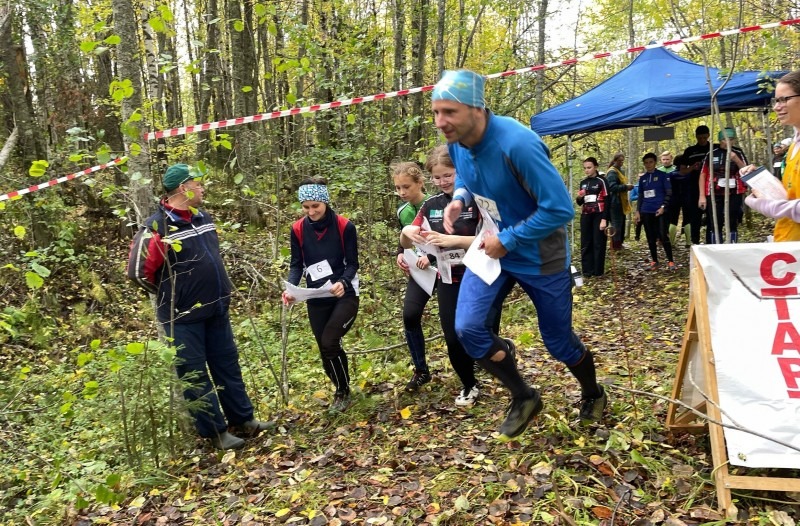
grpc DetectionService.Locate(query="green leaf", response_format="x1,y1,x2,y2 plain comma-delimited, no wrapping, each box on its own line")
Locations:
130,143,142,157
25,272,44,289
77,352,94,366
90,339,101,350
28,160,50,177
126,342,145,355
234,173,244,184
103,35,121,45
233,20,245,32
80,41,98,53
149,17,165,32
287,92,297,105
158,4,174,21
82,380,99,399
68,153,83,162
347,113,356,124
241,85,252,93
31,262,51,278
13,225,26,239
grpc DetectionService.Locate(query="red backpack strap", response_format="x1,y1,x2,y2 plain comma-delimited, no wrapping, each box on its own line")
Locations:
336,215,349,252
292,218,305,258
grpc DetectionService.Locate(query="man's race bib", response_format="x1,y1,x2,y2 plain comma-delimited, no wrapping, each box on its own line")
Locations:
717,178,738,188
584,194,597,203
307,259,333,280
644,189,656,199
472,193,502,223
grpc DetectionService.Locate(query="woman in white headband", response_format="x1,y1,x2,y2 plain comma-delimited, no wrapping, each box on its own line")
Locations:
282,177,360,412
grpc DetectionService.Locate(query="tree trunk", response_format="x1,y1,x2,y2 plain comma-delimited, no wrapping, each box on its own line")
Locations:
111,0,153,224
435,0,445,77
408,0,429,151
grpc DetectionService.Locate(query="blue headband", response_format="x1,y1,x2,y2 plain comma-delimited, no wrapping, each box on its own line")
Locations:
431,70,486,109
298,184,329,203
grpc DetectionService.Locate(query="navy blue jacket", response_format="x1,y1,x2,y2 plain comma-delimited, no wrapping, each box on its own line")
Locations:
128,203,232,324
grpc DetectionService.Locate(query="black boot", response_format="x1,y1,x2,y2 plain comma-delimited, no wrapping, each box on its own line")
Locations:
478,345,542,441
324,355,351,412
566,348,607,424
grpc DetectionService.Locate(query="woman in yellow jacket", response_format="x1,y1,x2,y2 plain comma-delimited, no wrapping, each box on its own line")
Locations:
745,71,800,241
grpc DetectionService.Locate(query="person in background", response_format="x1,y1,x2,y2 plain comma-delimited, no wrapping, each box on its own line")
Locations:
392,162,433,392
772,138,791,180
628,183,641,241
682,125,714,244
658,151,676,174
666,155,694,248
576,157,609,277
698,128,748,244
128,163,272,450
432,69,607,442
400,145,488,406
635,153,676,271
605,153,635,251
744,71,800,241
282,178,360,412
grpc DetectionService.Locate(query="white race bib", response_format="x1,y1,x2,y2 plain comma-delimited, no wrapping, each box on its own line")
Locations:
307,259,333,280
584,194,597,203
644,189,656,199
717,178,738,188
473,194,502,223
441,249,465,265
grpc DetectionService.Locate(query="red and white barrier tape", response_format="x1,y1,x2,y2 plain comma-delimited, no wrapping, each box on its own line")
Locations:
3,19,798,202
144,18,800,141
0,157,127,202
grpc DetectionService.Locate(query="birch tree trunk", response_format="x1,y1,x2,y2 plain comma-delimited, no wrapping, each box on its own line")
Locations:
111,0,153,224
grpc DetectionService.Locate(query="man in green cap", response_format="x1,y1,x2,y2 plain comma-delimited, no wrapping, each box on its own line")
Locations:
127,163,272,450
698,128,748,243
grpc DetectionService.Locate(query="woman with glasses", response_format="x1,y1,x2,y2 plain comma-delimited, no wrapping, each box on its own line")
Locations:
744,71,800,241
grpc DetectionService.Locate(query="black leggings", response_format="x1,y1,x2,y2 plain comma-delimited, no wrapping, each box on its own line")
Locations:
438,276,514,390
641,212,673,264
307,296,359,361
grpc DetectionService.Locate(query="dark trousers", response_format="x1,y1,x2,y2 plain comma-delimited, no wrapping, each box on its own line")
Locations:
579,212,607,276
307,296,359,393
705,193,743,244
166,313,254,438
641,212,673,264
402,277,432,372
609,207,626,249
437,280,475,390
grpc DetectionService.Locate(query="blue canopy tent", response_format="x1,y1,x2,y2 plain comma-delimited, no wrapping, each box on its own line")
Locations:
530,47,783,137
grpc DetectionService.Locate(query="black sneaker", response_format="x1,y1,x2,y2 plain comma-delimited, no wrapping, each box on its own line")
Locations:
498,390,543,442
579,386,608,425
405,370,432,392
330,391,351,413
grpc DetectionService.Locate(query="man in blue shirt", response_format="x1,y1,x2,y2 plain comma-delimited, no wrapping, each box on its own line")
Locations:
433,70,607,442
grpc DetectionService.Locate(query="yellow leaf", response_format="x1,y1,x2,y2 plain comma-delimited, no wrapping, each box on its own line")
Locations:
399,406,412,419
129,495,146,508
290,491,302,503
276,508,291,518
184,487,194,500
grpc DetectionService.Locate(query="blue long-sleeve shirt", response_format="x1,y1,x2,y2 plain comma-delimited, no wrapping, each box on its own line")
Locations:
449,111,573,275
637,170,672,213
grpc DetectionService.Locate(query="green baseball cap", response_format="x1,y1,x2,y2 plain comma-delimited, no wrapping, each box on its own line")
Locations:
162,164,194,191
718,128,736,141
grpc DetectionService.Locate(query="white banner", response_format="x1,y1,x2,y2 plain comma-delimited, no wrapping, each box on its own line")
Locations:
694,243,800,468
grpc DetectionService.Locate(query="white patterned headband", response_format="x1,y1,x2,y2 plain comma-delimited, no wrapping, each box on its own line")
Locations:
298,184,330,203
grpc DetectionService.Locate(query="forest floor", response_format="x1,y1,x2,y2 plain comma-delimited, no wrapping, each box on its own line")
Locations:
4,213,799,526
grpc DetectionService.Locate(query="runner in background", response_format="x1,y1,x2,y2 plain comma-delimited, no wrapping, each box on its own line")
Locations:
392,162,433,392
